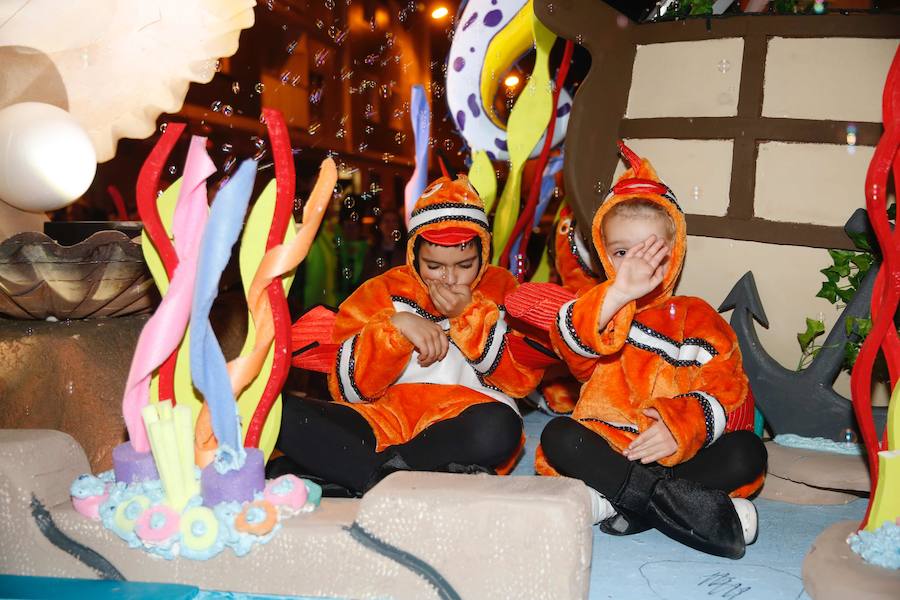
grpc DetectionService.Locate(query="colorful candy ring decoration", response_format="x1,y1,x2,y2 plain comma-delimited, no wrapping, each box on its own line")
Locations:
446,0,571,161
72,492,109,522
180,506,220,551
134,504,181,543
113,495,151,534
264,474,309,513
234,500,278,536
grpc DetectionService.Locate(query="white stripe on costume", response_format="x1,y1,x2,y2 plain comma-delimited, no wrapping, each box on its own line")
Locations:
472,311,508,373
680,390,727,446
627,324,715,366
556,300,600,358
407,206,488,232
337,335,364,403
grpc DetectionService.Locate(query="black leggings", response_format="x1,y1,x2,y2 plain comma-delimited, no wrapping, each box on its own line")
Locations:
273,395,522,495
540,417,767,498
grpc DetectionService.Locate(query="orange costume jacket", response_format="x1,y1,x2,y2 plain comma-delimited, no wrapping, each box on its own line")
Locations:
541,146,761,497
326,176,544,459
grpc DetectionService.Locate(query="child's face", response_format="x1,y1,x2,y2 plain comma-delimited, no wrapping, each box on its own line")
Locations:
603,213,673,275
417,242,480,287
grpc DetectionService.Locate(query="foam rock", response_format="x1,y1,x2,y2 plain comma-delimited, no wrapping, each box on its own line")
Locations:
0,429,593,598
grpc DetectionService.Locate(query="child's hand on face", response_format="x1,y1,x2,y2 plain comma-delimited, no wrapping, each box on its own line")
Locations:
609,235,669,304
427,280,472,318
623,408,677,464
390,312,449,367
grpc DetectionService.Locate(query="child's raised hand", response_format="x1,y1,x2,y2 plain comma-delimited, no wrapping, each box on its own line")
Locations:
610,235,669,304
390,311,449,367
623,408,677,464
427,280,472,318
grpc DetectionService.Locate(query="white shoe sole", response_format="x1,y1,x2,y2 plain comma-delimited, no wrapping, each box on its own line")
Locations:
586,486,617,525
731,498,758,545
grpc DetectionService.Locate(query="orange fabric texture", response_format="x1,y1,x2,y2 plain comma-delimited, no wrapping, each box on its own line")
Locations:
548,144,759,491
326,175,544,454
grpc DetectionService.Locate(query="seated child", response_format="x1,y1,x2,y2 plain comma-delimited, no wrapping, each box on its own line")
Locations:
274,175,544,495
538,142,767,559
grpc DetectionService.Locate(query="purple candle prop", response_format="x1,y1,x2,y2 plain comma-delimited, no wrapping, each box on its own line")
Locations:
200,448,265,507
112,442,159,483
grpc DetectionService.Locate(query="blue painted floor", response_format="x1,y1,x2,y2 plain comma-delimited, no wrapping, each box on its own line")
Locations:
516,409,865,600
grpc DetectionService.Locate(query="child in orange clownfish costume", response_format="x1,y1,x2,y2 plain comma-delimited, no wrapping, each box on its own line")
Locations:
274,175,544,496
538,142,767,559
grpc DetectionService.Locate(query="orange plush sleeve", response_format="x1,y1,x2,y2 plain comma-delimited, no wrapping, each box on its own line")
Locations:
648,299,749,466
449,268,545,398
549,280,636,381
327,278,415,403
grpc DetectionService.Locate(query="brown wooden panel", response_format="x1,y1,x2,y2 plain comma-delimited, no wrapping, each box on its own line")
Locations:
632,14,900,44
618,118,883,146
537,0,896,251
686,214,855,249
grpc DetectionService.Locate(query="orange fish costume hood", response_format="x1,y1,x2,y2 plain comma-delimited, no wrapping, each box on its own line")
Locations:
539,142,760,497
591,141,687,310
405,174,492,286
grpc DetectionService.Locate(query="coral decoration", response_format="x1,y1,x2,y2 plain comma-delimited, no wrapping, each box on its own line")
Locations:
123,134,214,453
851,46,900,532
135,122,185,407
499,39,575,276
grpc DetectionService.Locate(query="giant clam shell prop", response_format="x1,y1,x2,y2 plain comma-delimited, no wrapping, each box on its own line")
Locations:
0,0,256,162
0,231,156,319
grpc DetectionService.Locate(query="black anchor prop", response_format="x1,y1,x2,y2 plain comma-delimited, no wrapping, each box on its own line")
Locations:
718,209,887,442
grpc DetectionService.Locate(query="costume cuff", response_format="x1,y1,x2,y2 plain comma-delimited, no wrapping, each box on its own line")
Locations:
555,282,635,358
450,293,507,375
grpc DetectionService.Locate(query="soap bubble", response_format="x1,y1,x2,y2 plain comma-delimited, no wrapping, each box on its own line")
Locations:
840,428,858,444
255,82,265,94
222,104,233,117
232,81,240,94
211,100,222,112
391,229,402,241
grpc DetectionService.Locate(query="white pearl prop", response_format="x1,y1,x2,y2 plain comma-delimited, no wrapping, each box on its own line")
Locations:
0,102,97,213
